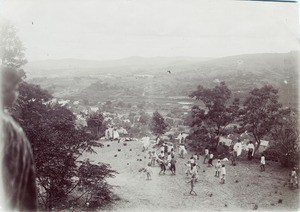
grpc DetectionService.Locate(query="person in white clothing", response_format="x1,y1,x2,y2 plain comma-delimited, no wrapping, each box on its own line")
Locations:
142,135,150,152
177,132,184,144
108,126,114,141
233,140,243,157
203,147,209,164
290,168,299,189
178,144,186,158
215,160,222,177
260,153,266,171
113,128,120,140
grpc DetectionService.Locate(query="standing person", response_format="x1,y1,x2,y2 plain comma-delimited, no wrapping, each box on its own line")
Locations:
144,163,153,180
220,164,226,184
203,146,209,164
158,157,166,175
260,153,266,171
233,140,242,164
191,163,199,182
208,151,214,167
105,127,110,140
170,148,175,157
108,126,114,141
215,160,222,177
142,135,150,152
159,150,165,159
190,156,195,167
230,148,237,165
186,174,197,196
167,152,172,164
247,141,255,160
160,145,165,155
290,168,299,189
153,135,160,148
151,151,158,166
170,156,176,175
185,161,192,176
113,128,120,140
233,140,243,157
164,143,168,154
178,144,187,158
178,132,183,144
193,153,198,161
1,66,38,211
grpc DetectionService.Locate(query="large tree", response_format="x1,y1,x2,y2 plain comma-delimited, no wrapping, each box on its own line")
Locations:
189,82,239,147
241,85,282,151
12,83,116,210
150,111,168,136
266,108,299,167
87,112,105,139
4,23,116,210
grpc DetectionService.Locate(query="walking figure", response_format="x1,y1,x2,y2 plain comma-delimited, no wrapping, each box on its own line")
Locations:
186,174,197,196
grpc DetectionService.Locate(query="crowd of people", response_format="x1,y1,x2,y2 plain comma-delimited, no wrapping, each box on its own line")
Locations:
139,134,299,195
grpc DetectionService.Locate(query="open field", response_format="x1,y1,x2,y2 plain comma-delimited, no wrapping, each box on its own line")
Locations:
83,140,299,212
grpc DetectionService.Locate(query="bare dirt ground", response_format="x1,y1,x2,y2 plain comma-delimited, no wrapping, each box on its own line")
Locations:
83,140,299,212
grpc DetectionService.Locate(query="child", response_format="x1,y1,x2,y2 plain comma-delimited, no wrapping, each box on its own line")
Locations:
190,156,195,166
203,146,209,164
179,144,186,158
260,153,265,171
220,164,226,184
208,152,214,167
290,168,299,189
215,160,222,177
151,151,158,166
230,149,237,165
191,163,199,182
170,156,176,175
171,148,175,157
186,174,197,196
144,163,153,180
167,152,172,164
193,153,198,161
164,143,168,154
185,161,192,176
160,145,165,154
158,158,166,175
159,150,165,159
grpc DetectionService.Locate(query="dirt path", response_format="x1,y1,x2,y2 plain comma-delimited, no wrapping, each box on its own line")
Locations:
83,140,299,211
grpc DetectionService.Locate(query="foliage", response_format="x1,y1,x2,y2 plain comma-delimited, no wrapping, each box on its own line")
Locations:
76,160,117,209
138,111,151,125
150,111,168,136
11,82,115,210
240,85,282,151
87,112,105,139
189,82,239,148
264,108,299,167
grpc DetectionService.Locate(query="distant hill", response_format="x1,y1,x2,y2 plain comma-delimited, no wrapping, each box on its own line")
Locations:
24,56,212,78
26,52,299,108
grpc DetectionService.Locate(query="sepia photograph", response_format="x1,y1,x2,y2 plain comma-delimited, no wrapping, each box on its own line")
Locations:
0,0,299,211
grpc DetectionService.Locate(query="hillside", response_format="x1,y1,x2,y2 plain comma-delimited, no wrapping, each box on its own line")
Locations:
26,52,299,107
82,140,299,211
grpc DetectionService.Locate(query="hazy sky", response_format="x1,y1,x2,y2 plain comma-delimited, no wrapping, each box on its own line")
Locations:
0,0,299,61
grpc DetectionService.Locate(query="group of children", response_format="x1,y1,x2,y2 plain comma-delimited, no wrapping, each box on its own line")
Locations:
141,141,298,196
142,144,178,179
